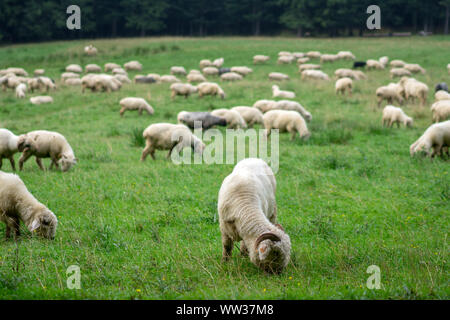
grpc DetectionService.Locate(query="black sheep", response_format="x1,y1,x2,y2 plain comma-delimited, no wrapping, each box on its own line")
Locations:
435,82,448,93
353,61,366,69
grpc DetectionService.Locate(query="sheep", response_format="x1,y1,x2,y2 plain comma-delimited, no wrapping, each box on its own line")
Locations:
61,72,80,82
0,171,58,239
410,120,450,158
334,68,366,80
197,82,226,99
335,77,353,96
448,64,450,74
30,96,53,105
171,66,187,76
353,70,368,80
390,60,406,68
84,44,98,56
390,68,412,78
134,75,157,84
278,51,292,56
353,61,366,69
292,52,304,58
221,72,243,81
268,72,289,81
337,51,355,60
231,106,264,127
273,100,312,122
85,64,102,73
17,130,76,172
218,158,291,273
435,90,450,101
160,75,181,83
34,69,45,76
211,109,247,129
199,59,213,69
119,97,154,117
104,63,121,72
272,85,295,99
15,83,26,98
253,55,270,64
147,73,161,82
141,123,205,161
230,66,253,76
398,77,429,106
431,100,450,123
212,58,224,68
65,64,83,73
366,59,385,70
124,61,142,71
298,64,320,72
382,105,413,128
81,74,99,92
218,68,231,76
177,111,227,130
379,56,389,68
1,75,25,91
30,77,55,92
296,57,310,65
93,74,122,92
65,78,82,86
114,74,132,84
277,55,295,64
202,67,219,76
306,51,321,59
435,83,448,93
375,83,404,107
170,83,198,99
112,68,127,75
301,70,330,81
187,73,206,83
0,129,19,171
404,63,426,74
0,67,28,77
189,70,201,75
253,99,277,113
263,110,310,140
320,54,339,63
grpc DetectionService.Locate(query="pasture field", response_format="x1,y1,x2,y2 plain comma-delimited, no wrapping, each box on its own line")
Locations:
0,36,449,299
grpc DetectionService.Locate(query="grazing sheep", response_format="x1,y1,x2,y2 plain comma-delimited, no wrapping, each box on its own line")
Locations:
435,83,448,93
301,70,330,81
306,51,321,59
253,99,277,113
84,45,97,56
0,129,19,171
410,120,450,157
431,100,450,123
189,70,201,75
273,100,312,122
85,64,102,73
119,97,154,117
231,106,264,127
0,171,58,239
114,74,132,84
335,68,367,80
292,52,304,58
64,78,82,86
435,90,450,101
81,74,99,92
112,68,127,75
268,72,289,81
211,109,247,129
31,77,54,92
390,68,412,78
15,83,26,98
272,85,295,99
199,59,213,69
263,110,310,140
134,75,157,84
93,74,122,92
66,64,83,73
187,73,206,83
124,61,142,71
212,58,224,68
399,77,429,106
160,75,181,83
0,67,28,77
320,54,339,63
277,55,295,64
198,82,226,99
18,130,76,172
141,123,205,161
230,66,253,76
171,66,187,76
177,111,227,130
382,105,413,128
298,64,320,72
253,55,270,64
390,60,406,68
404,63,426,74
30,96,53,105
221,72,243,81
104,63,121,72
218,158,291,273
1,75,25,91
34,69,45,76
379,56,389,68
366,59,385,70
335,77,353,96
375,83,404,107
61,72,80,82
337,51,355,60
278,51,292,56
296,57,310,65
170,83,198,99
353,61,366,69
202,67,219,76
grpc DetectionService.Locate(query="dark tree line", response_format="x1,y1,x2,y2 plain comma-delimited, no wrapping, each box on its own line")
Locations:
0,0,449,43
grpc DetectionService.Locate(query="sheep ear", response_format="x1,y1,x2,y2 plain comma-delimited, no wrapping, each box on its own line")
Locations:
30,219,40,232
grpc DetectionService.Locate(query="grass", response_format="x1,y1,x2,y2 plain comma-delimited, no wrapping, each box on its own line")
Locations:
0,36,449,299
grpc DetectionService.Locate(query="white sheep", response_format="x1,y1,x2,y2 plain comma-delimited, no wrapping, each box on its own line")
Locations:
398,77,429,106
296,57,310,65
211,109,247,129
34,69,45,76
202,67,219,76
379,56,389,68
15,83,26,98
198,82,226,99
199,59,213,69
220,72,242,81
298,64,320,72
66,64,83,73
435,90,450,101
410,120,450,157
253,55,270,64
187,73,206,83
114,74,132,84
273,100,312,122
0,171,58,239
124,61,142,71
31,77,56,92
292,52,304,58
263,110,310,140
431,100,450,123
218,158,291,273
390,68,412,78
104,62,121,72
170,83,198,99
277,55,295,64
93,74,122,92
390,59,406,68
268,72,289,81
301,70,330,81
334,68,367,80
213,58,224,68
0,129,19,171
320,54,339,63
306,51,321,59
119,97,154,117
375,83,404,107
278,51,292,56
231,106,264,127
30,96,53,105
61,72,80,82
160,75,181,83
147,73,161,82
112,68,127,75
17,130,76,172
382,105,413,128
337,51,355,60
335,77,353,96
171,66,187,76
404,63,426,74
141,123,205,161
65,78,82,86
253,99,277,113
366,59,385,70
0,67,28,77
272,85,295,99
230,66,253,76
85,64,102,73
84,45,98,56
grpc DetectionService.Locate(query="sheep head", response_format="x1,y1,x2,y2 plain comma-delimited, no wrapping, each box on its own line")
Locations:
17,134,31,152
29,207,58,239
253,232,290,274
58,154,77,172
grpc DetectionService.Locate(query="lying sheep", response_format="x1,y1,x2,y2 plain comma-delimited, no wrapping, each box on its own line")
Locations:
170,83,198,99
268,72,289,81
390,68,412,78
263,110,310,140
134,75,157,84
0,67,28,77
404,63,426,74
335,77,353,96
202,67,219,76
211,109,247,129
253,99,277,113
390,60,406,68
171,66,187,76
17,130,77,172
277,55,295,64
177,111,227,130
218,68,231,76
85,64,102,73
399,77,429,106
66,64,82,73
221,72,243,81
298,64,320,72
306,51,321,59
94,74,122,92
334,68,367,80
272,85,295,99
84,45,97,56
382,105,413,128
218,158,291,273
119,97,154,117
292,52,304,58
366,59,385,70
278,51,292,57
198,82,226,99
15,83,26,98
410,120,450,157
30,96,53,105
160,75,181,83
0,129,19,171
231,106,264,127
141,123,205,161
301,70,330,81
230,66,253,76
253,55,270,64
435,83,448,93
435,90,450,101
187,73,206,83
124,61,142,71
337,51,355,60
0,171,58,239
104,62,121,72
213,58,224,68
431,100,450,123
273,100,312,122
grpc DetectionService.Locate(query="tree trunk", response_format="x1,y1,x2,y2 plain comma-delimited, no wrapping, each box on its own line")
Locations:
111,18,117,37
297,26,302,37
254,20,260,36
445,5,449,34
140,28,146,37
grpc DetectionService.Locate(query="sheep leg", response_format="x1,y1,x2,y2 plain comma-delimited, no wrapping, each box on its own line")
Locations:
240,241,249,256
5,225,11,239
396,122,400,128
222,235,233,261
290,131,296,141
9,157,16,171
141,141,155,161
138,108,143,116
50,157,59,170
265,128,271,137
13,217,20,238
119,107,127,117
35,157,45,171
18,151,32,171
